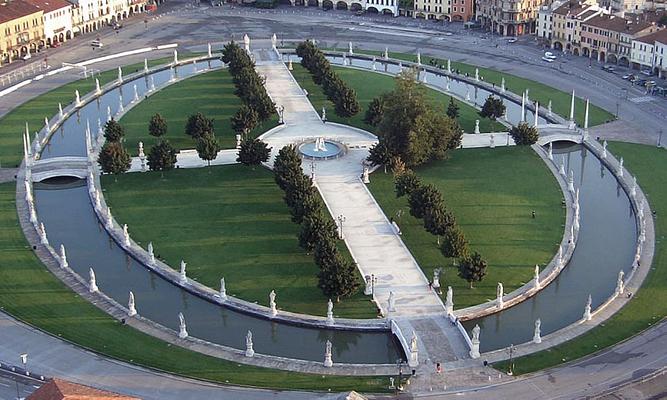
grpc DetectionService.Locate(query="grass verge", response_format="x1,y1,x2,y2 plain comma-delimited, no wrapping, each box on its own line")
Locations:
0,181,387,391
368,146,564,308
119,69,278,152
101,164,376,318
290,64,505,134
324,48,615,128
494,143,665,374
0,54,201,168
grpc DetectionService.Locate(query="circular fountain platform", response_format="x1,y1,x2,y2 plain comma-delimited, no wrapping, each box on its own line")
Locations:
298,139,345,160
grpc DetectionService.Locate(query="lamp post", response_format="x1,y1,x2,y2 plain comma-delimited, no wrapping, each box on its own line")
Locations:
337,214,346,239
370,273,377,296
508,344,515,376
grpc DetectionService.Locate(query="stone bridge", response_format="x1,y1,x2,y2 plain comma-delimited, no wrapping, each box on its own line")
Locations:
537,125,585,146
30,156,89,182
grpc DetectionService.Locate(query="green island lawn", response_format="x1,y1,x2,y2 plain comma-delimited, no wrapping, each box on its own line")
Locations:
119,69,278,152
0,182,387,391
495,143,666,375
290,64,505,134
322,48,614,128
368,146,565,308
0,54,202,168
101,164,376,319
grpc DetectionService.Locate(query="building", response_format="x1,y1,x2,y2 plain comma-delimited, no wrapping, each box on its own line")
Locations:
631,28,667,73
550,0,604,54
475,0,550,36
27,378,140,400
581,14,659,62
412,0,473,21
0,0,45,64
537,0,563,41
24,0,72,46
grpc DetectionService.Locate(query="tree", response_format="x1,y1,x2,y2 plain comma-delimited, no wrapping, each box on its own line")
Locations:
440,225,469,258
196,132,220,167
98,141,130,179
273,145,302,191
510,122,539,145
659,14,667,27
394,170,421,198
314,238,360,301
364,96,385,127
185,113,214,139
458,251,487,288
367,140,393,173
480,95,506,120
424,205,455,244
446,97,460,119
334,86,360,118
148,113,167,138
376,70,458,167
237,138,270,167
103,119,125,142
299,211,338,252
230,105,259,138
147,140,177,172
407,183,443,219
284,174,319,224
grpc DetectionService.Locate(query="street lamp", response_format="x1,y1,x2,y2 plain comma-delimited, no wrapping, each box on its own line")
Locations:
337,214,346,239
508,344,515,376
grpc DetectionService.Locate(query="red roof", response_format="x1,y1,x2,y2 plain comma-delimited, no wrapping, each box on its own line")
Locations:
27,378,141,400
23,0,71,13
0,0,42,24
634,29,667,45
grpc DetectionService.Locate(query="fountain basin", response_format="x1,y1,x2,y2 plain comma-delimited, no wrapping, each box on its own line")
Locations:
299,139,344,160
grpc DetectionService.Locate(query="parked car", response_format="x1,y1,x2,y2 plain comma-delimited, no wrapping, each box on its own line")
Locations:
507,38,517,43
544,52,557,60
622,73,634,80
635,79,647,86
541,56,554,63
91,39,103,48
640,69,653,76
21,53,31,61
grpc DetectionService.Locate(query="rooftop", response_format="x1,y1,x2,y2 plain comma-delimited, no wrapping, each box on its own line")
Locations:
634,28,667,44
583,14,655,34
0,0,42,24
24,0,71,13
26,378,141,400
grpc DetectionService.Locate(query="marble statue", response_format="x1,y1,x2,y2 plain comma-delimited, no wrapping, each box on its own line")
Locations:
445,286,454,315
388,291,396,312
583,294,592,321
147,242,156,265
179,260,187,284
178,312,188,339
496,282,504,309
269,290,277,316
533,319,542,344
128,291,137,317
327,299,334,324
469,324,481,358
616,270,625,295
534,265,541,290
324,340,333,367
59,244,68,269
89,267,98,293
245,330,254,357
220,277,227,299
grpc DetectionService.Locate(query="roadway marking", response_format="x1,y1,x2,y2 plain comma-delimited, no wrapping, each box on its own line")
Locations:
629,96,654,104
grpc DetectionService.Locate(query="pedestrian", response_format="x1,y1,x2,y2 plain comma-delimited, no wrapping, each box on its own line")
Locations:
531,210,536,219
436,362,442,373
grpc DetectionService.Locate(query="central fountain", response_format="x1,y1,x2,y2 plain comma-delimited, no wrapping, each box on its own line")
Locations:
298,137,344,160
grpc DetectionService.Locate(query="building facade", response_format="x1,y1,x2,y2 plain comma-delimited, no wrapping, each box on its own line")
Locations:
631,29,667,73
550,0,604,54
0,0,44,63
581,14,658,62
476,0,550,36
25,0,72,46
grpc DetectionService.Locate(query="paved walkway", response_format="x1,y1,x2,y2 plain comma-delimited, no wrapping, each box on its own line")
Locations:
254,54,469,364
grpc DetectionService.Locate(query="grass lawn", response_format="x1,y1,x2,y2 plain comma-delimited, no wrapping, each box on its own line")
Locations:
101,164,376,319
494,143,666,374
119,69,279,152
0,182,387,391
324,48,614,128
0,54,201,168
368,146,565,308
290,64,505,134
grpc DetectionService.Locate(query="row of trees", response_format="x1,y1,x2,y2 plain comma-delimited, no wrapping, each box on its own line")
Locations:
295,41,360,118
365,70,463,168
98,118,179,177
222,41,275,137
274,145,359,301
394,169,488,288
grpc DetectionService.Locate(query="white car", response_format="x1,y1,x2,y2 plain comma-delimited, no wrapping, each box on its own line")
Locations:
91,40,103,48
507,38,517,43
541,56,554,63
21,53,32,61
544,52,557,60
